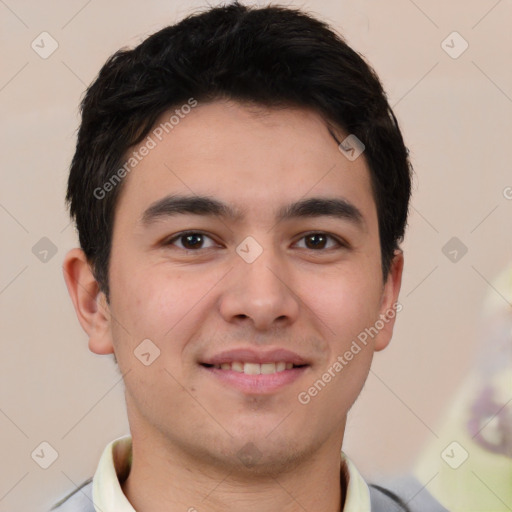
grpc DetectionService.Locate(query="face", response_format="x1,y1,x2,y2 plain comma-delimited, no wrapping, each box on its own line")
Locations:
66,100,403,475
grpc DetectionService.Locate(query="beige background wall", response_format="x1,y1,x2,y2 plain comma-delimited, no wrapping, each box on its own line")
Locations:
1,1,511,510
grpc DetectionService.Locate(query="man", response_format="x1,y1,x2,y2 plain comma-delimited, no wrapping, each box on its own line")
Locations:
54,2,446,510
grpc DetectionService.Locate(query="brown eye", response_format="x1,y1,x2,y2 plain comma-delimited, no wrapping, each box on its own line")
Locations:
181,233,204,249
296,232,343,250
305,233,327,249
166,232,217,250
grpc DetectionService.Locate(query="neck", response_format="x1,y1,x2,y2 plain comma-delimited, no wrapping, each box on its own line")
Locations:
120,430,348,512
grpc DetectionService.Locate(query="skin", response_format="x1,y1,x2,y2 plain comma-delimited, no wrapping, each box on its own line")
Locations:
63,100,403,512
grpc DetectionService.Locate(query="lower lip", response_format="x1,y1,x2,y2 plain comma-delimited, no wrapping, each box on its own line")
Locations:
201,365,309,394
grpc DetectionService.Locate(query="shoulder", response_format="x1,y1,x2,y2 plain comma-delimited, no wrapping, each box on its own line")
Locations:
48,477,94,512
368,475,449,512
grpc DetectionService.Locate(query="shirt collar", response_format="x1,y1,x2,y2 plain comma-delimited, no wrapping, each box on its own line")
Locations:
341,452,372,512
92,435,371,512
92,435,134,512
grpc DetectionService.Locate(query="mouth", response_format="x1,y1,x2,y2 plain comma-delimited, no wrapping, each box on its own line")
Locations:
201,361,307,374
199,349,310,394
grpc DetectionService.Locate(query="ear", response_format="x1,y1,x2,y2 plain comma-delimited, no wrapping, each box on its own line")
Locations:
62,248,114,355
374,249,404,352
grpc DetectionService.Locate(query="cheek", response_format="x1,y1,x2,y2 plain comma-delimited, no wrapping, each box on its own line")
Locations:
109,264,219,363
306,274,379,409
306,265,382,341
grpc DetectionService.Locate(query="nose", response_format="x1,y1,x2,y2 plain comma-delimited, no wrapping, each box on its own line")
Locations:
218,245,300,332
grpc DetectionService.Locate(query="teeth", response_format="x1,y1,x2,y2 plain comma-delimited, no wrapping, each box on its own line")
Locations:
260,363,276,374
213,361,298,374
276,361,286,372
231,361,244,372
244,363,260,375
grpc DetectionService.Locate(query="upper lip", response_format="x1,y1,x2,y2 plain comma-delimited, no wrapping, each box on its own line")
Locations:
201,348,309,366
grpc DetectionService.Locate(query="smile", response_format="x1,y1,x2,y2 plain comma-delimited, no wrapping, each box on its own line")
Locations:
204,361,302,374
200,363,309,394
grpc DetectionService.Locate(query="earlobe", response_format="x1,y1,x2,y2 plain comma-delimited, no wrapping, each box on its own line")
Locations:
374,249,404,352
62,248,114,355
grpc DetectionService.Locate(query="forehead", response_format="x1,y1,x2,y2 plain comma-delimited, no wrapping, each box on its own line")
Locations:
113,100,376,228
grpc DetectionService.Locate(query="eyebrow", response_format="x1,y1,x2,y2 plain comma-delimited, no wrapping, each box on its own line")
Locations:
140,194,365,229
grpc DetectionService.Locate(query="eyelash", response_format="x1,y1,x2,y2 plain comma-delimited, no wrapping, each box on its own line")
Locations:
164,231,347,252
